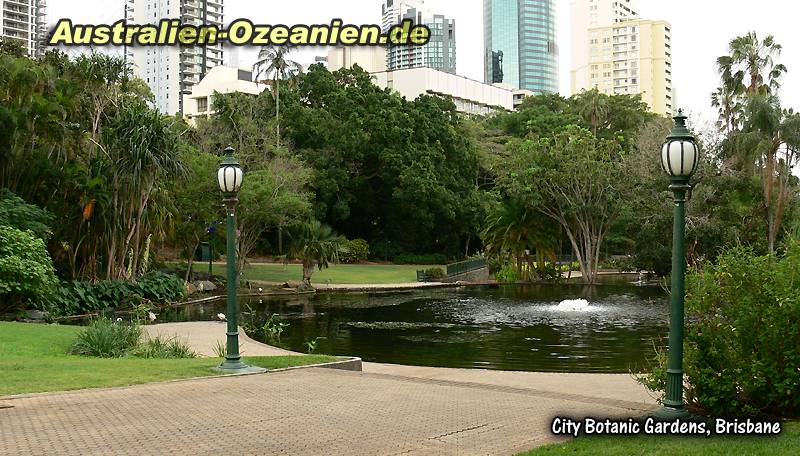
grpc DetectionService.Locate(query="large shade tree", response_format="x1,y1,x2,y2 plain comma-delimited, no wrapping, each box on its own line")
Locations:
496,127,625,283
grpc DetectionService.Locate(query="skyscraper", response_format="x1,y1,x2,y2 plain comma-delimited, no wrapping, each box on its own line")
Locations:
1,0,47,56
129,0,224,114
381,0,456,74
483,0,558,93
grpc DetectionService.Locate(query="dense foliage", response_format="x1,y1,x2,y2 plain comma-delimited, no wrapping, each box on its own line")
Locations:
0,226,58,312
640,242,800,417
686,242,800,417
47,272,187,318
0,189,54,239
283,65,486,258
339,239,370,264
393,253,448,265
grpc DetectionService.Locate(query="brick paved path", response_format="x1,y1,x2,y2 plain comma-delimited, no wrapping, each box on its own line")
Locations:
0,368,654,456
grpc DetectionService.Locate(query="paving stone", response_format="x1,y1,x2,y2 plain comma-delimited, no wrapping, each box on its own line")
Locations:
0,368,655,455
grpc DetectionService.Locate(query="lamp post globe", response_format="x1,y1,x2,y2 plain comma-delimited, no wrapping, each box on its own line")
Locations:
218,146,243,194
217,146,264,374
661,110,700,181
655,109,699,419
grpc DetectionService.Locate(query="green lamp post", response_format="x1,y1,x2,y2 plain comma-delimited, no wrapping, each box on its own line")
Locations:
217,146,265,374
655,110,700,419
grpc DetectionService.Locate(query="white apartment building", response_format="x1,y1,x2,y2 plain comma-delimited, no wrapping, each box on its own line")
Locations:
493,83,535,110
329,44,509,115
570,0,639,93
182,65,263,125
128,0,224,114
327,46,387,73
381,0,456,74
372,67,513,115
1,0,47,56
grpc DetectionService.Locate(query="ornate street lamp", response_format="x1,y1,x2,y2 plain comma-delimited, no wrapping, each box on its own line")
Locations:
655,110,699,418
217,146,264,374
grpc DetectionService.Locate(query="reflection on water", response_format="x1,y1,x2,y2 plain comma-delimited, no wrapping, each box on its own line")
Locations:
162,284,668,373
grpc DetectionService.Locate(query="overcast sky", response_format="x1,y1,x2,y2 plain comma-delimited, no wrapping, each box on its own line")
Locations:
49,0,800,125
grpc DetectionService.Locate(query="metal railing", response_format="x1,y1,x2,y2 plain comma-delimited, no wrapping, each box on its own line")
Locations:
446,257,487,277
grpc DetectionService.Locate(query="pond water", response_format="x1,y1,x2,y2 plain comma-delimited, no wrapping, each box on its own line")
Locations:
162,283,669,373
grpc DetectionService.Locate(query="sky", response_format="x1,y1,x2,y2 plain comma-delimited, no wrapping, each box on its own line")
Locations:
49,0,800,125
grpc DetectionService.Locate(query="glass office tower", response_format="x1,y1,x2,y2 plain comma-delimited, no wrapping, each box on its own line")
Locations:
484,0,558,93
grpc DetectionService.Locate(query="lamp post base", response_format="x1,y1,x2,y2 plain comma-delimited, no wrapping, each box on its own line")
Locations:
652,405,691,420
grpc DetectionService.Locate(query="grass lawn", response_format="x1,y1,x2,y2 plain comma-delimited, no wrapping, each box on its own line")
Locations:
518,421,800,455
241,263,443,284
0,322,336,397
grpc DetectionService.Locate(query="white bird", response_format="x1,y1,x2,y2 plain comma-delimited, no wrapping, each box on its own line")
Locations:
148,311,157,322
217,313,227,322
258,287,263,293
115,317,123,323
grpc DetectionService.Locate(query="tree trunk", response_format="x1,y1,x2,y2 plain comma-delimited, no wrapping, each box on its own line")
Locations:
275,77,281,152
563,227,588,283
764,152,776,254
185,235,200,282
302,260,314,286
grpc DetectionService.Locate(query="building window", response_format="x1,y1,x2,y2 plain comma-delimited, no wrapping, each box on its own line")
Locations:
197,97,208,112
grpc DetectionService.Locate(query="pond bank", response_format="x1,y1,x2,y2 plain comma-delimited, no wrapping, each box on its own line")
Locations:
143,321,658,407
248,280,462,292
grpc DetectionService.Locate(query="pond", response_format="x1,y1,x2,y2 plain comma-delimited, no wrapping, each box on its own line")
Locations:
162,283,669,373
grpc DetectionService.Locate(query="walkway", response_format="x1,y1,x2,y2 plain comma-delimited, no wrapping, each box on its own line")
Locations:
0,323,658,455
143,322,298,357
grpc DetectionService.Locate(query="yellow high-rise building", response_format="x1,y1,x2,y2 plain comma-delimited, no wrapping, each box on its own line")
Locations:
575,19,674,116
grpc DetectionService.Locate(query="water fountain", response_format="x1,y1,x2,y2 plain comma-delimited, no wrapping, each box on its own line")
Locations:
554,299,591,311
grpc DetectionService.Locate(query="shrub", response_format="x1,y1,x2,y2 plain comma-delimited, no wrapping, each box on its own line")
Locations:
0,189,54,240
0,226,58,312
132,336,197,359
339,239,370,263
638,242,800,417
494,262,518,283
394,253,447,265
262,313,289,343
68,318,143,357
423,267,445,280
137,271,188,302
48,271,187,318
604,256,637,272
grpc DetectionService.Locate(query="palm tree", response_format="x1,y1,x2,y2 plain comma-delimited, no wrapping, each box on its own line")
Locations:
573,89,610,136
712,58,745,134
720,32,787,96
738,95,800,254
481,200,559,281
102,101,183,280
286,220,347,287
252,45,301,152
